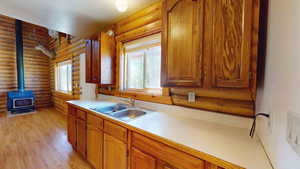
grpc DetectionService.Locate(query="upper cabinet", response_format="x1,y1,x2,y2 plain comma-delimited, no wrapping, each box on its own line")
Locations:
161,0,204,87
210,0,253,88
161,0,259,116
86,32,115,85
162,0,255,89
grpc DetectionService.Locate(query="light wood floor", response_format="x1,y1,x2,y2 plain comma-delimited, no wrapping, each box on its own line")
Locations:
0,108,92,169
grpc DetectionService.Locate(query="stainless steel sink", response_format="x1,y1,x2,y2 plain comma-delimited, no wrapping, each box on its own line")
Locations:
90,104,127,114
90,105,149,122
110,109,147,121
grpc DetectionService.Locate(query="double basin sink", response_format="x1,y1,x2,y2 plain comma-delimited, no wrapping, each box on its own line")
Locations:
90,104,149,122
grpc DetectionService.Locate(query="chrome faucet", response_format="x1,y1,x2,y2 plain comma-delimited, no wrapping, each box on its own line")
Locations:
121,97,136,108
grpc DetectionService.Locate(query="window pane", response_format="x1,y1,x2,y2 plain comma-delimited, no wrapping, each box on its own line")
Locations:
67,64,72,92
145,46,161,88
122,33,161,93
127,51,144,89
56,60,72,93
60,65,68,91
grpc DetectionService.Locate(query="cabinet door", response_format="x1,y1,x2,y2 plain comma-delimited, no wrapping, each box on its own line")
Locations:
131,148,156,169
132,133,204,169
157,160,177,169
76,119,87,158
85,40,93,83
211,0,253,88
67,114,77,149
91,40,101,83
103,134,127,169
100,32,115,85
161,0,204,87
87,126,103,169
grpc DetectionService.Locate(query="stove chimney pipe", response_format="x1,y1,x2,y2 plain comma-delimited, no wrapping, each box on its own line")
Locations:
15,19,25,91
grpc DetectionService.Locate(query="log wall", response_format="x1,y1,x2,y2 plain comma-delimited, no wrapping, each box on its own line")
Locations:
0,14,51,114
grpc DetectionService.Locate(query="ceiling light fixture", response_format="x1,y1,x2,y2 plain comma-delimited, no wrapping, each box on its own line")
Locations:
107,30,115,37
115,0,128,12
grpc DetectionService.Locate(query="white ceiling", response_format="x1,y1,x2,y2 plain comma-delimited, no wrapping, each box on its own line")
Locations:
0,0,158,37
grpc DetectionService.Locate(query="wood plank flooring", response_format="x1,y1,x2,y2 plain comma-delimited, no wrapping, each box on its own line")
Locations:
0,108,92,169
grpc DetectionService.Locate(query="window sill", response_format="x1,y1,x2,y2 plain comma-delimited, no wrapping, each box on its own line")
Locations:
53,91,74,100
122,89,162,96
114,90,172,105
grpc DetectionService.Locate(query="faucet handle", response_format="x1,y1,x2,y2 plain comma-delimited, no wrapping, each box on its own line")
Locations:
120,97,135,107
128,97,135,103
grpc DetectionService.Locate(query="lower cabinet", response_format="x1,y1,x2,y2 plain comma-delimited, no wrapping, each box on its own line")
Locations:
76,118,87,158
131,147,156,169
131,148,188,169
103,133,127,169
67,105,228,169
87,125,103,169
157,161,177,169
131,132,205,169
131,147,178,169
67,114,77,149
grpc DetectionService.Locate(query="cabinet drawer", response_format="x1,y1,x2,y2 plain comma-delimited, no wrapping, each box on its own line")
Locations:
77,110,87,120
68,106,76,116
132,133,204,169
87,113,104,130
104,121,127,143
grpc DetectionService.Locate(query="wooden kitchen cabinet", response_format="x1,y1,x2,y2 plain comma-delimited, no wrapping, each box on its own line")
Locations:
103,133,127,169
161,0,204,87
209,0,253,89
104,120,127,143
131,148,179,169
85,39,93,83
161,0,259,116
161,0,255,89
157,160,177,169
85,32,115,85
131,147,156,169
67,106,77,149
86,113,104,169
131,132,205,169
75,107,87,158
85,38,100,84
87,125,103,169
76,118,87,158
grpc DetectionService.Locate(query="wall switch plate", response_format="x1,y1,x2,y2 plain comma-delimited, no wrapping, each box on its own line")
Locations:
287,112,300,157
188,92,196,102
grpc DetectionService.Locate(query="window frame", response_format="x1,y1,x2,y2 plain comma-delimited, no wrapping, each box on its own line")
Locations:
55,59,73,95
98,28,172,105
120,33,162,95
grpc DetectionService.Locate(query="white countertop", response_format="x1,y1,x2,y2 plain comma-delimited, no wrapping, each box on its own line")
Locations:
68,99,273,169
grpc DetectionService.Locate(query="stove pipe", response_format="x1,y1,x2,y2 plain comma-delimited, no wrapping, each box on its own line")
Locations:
15,19,25,91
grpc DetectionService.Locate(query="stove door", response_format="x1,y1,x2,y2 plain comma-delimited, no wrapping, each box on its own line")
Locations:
13,98,34,108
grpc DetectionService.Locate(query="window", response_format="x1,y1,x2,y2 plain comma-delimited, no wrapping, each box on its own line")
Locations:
120,34,161,94
55,60,72,94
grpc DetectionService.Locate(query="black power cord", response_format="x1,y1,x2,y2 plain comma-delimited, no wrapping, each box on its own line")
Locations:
250,113,270,138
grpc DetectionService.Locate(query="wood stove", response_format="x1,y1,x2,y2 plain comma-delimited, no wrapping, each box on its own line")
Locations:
7,20,35,114
7,91,35,113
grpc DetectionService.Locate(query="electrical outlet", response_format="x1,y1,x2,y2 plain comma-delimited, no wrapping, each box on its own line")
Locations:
188,92,196,103
287,112,300,157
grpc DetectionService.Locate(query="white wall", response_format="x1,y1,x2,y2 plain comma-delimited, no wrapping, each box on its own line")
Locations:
256,0,300,168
